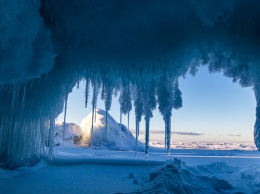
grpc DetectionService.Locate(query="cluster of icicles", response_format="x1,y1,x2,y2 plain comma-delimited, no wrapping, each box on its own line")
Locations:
0,65,184,169
59,69,183,160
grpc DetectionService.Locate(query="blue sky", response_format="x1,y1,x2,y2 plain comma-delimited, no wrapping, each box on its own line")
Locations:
57,66,256,143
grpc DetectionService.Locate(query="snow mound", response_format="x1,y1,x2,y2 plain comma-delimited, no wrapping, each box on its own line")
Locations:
54,122,83,146
80,109,143,151
133,159,260,194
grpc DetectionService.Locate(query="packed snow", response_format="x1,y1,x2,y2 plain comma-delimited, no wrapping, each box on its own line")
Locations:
54,122,84,146
1,147,260,194
134,158,260,194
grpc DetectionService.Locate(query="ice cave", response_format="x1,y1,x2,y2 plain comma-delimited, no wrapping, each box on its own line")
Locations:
1,0,260,193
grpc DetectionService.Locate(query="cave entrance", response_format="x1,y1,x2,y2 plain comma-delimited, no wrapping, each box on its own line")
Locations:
56,66,256,150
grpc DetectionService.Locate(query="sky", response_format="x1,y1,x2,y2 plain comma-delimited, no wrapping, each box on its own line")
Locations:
57,66,256,143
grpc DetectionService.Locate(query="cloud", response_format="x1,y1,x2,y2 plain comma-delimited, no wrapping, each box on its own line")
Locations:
172,131,205,136
227,134,241,137
130,130,204,136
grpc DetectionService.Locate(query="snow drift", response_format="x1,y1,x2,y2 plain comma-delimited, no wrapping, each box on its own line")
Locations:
54,122,83,146
80,109,143,151
133,158,260,194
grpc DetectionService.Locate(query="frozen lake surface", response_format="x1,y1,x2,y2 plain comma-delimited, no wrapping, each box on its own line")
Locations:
1,147,260,193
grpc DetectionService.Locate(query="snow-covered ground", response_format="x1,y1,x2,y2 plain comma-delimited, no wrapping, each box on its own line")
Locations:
1,110,259,193
1,147,260,194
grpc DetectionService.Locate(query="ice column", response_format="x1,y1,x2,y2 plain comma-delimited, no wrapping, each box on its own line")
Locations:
254,84,260,150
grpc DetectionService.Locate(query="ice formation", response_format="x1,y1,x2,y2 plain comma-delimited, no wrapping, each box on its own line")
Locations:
1,0,260,168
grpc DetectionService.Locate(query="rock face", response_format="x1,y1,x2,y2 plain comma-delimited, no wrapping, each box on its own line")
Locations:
54,122,84,146
80,109,142,151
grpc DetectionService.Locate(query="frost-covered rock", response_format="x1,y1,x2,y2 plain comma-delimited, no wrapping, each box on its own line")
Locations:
54,122,83,146
80,109,143,151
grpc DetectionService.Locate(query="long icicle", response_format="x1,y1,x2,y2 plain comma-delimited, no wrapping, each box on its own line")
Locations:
166,114,171,155
90,104,95,150
168,115,172,155
49,116,55,160
137,119,140,136
90,74,96,150
135,118,139,157
77,72,80,89
105,109,108,138
165,121,167,149
145,117,150,160
63,93,68,146
95,106,97,123
127,111,130,131
85,78,89,108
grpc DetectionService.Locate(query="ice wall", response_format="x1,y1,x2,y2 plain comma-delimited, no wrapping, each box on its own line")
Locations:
254,85,260,149
0,56,78,169
0,0,55,84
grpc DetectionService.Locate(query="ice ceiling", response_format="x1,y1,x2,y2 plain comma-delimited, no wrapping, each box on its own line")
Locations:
1,0,260,169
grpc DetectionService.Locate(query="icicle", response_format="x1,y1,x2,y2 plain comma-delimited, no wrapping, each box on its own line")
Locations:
95,107,97,123
90,105,94,150
90,74,99,149
85,78,89,108
105,110,107,138
145,118,150,160
164,113,172,155
77,73,80,89
135,118,139,157
119,81,132,130
10,84,20,116
101,81,105,100
105,84,113,139
165,121,167,149
137,121,139,135
20,85,26,115
127,111,130,131
49,117,55,160
167,115,171,155
63,93,68,146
